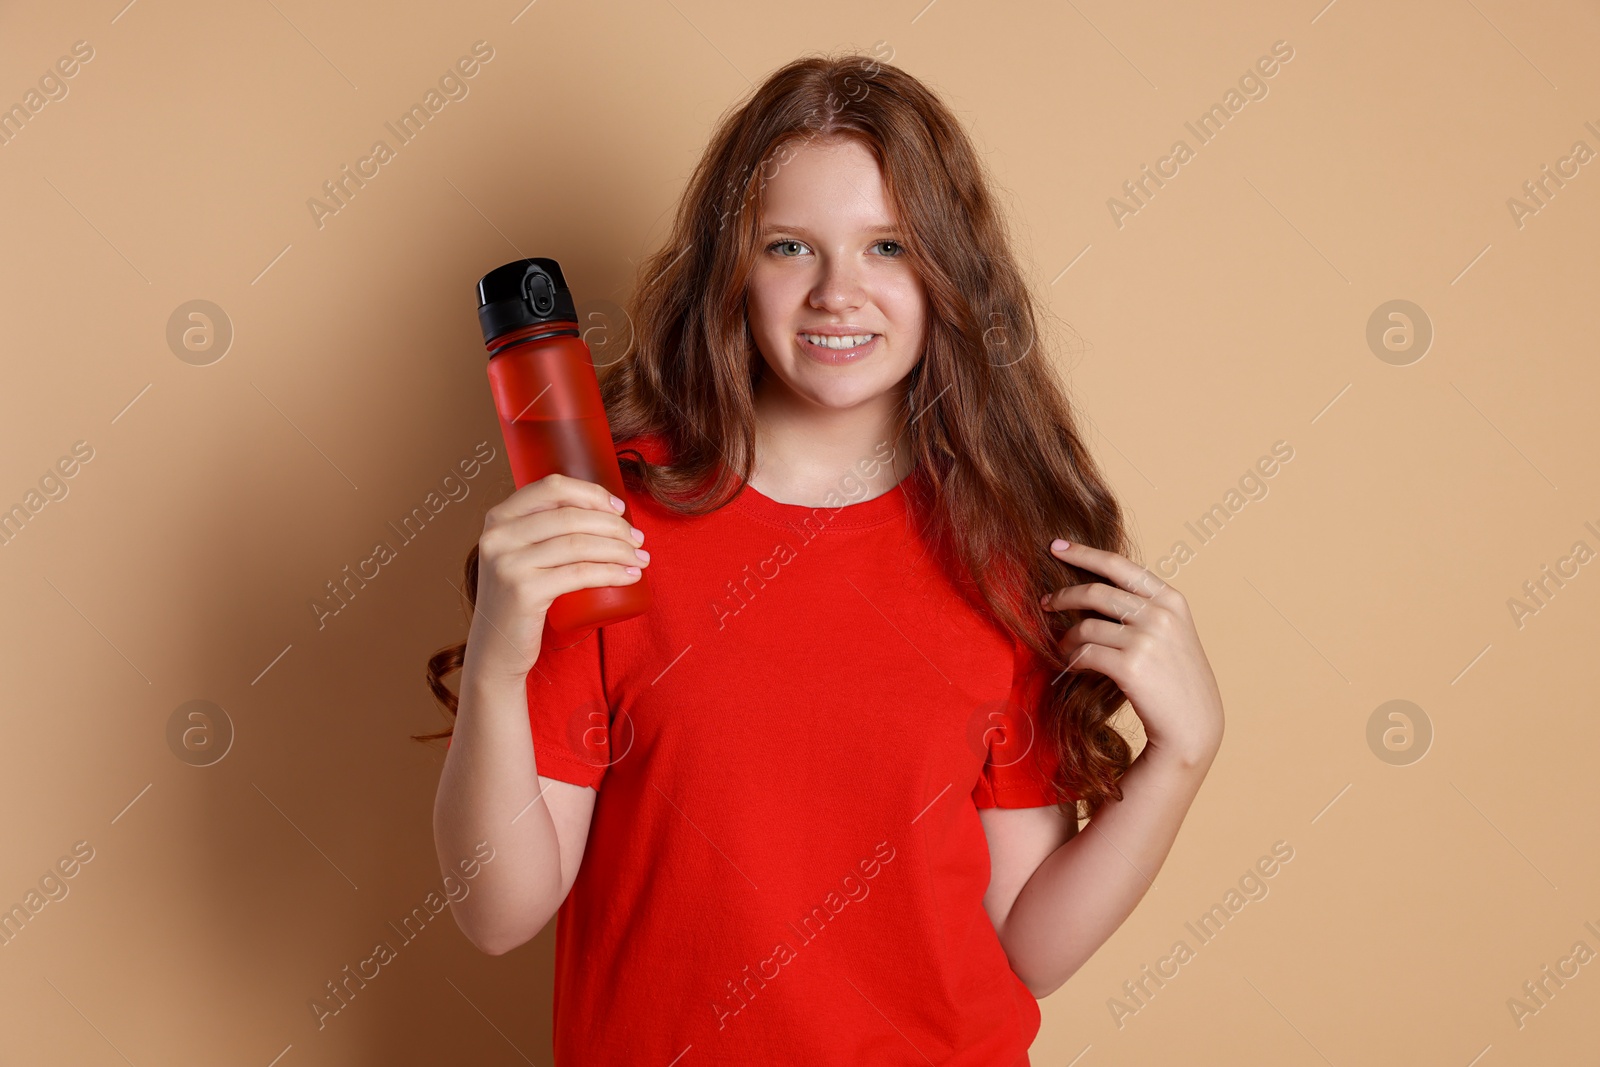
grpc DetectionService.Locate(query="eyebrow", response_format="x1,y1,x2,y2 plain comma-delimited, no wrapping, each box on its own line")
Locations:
759,222,902,235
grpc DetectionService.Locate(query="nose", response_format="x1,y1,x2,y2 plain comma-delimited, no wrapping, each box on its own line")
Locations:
808,252,867,314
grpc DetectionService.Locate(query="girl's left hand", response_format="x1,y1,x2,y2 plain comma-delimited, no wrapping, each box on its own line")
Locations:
1039,539,1224,765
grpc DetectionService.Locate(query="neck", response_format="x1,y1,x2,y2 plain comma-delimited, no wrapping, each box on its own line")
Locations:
749,377,914,507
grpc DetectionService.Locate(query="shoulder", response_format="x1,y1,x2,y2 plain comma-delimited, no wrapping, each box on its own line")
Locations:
615,429,673,467
612,429,693,524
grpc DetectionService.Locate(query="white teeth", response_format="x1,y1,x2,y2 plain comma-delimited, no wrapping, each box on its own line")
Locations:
802,333,875,349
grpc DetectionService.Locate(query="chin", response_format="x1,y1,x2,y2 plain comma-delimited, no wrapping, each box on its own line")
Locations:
795,377,897,410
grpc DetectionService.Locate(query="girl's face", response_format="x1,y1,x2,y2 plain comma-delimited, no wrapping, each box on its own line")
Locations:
745,136,927,416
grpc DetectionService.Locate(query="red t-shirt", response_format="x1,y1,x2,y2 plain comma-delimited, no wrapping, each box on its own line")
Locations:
525,433,1072,1065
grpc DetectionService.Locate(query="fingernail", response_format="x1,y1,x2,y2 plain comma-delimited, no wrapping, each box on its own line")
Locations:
630,526,645,544
610,494,627,512
1051,539,1071,552
635,548,651,562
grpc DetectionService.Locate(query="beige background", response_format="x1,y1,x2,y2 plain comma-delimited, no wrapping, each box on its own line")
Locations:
3,0,1598,1063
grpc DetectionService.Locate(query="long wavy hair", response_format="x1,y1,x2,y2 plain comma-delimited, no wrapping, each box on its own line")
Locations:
419,49,1136,819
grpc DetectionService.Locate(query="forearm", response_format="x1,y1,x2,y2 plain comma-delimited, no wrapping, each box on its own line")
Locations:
433,652,564,954
1001,740,1216,997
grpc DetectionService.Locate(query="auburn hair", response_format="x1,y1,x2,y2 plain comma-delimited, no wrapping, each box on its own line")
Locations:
419,49,1136,819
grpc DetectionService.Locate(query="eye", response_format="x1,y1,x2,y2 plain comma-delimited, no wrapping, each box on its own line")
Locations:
767,239,808,257
874,240,904,257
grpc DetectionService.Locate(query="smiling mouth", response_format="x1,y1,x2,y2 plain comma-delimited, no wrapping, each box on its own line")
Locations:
799,332,878,349
796,332,880,363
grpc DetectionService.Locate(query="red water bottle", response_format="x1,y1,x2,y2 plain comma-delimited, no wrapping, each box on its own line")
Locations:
475,258,651,648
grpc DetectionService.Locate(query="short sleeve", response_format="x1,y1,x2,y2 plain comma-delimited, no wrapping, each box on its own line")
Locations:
971,640,1077,808
525,625,612,790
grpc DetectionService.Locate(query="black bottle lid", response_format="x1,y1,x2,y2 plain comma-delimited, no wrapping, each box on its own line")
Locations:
475,258,579,348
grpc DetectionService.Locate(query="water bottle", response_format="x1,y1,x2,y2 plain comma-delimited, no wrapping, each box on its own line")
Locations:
475,257,652,648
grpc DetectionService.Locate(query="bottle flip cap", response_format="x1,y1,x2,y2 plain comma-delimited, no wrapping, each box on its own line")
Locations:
476,258,579,351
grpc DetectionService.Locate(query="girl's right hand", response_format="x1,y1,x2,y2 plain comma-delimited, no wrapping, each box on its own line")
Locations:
463,472,649,683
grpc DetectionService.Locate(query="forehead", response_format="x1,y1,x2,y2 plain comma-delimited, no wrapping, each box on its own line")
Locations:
759,136,895,230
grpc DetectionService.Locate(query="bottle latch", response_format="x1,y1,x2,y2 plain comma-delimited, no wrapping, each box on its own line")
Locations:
522,267,557,317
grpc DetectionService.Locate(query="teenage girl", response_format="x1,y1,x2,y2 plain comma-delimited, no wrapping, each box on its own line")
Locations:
425,51,1224,1066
